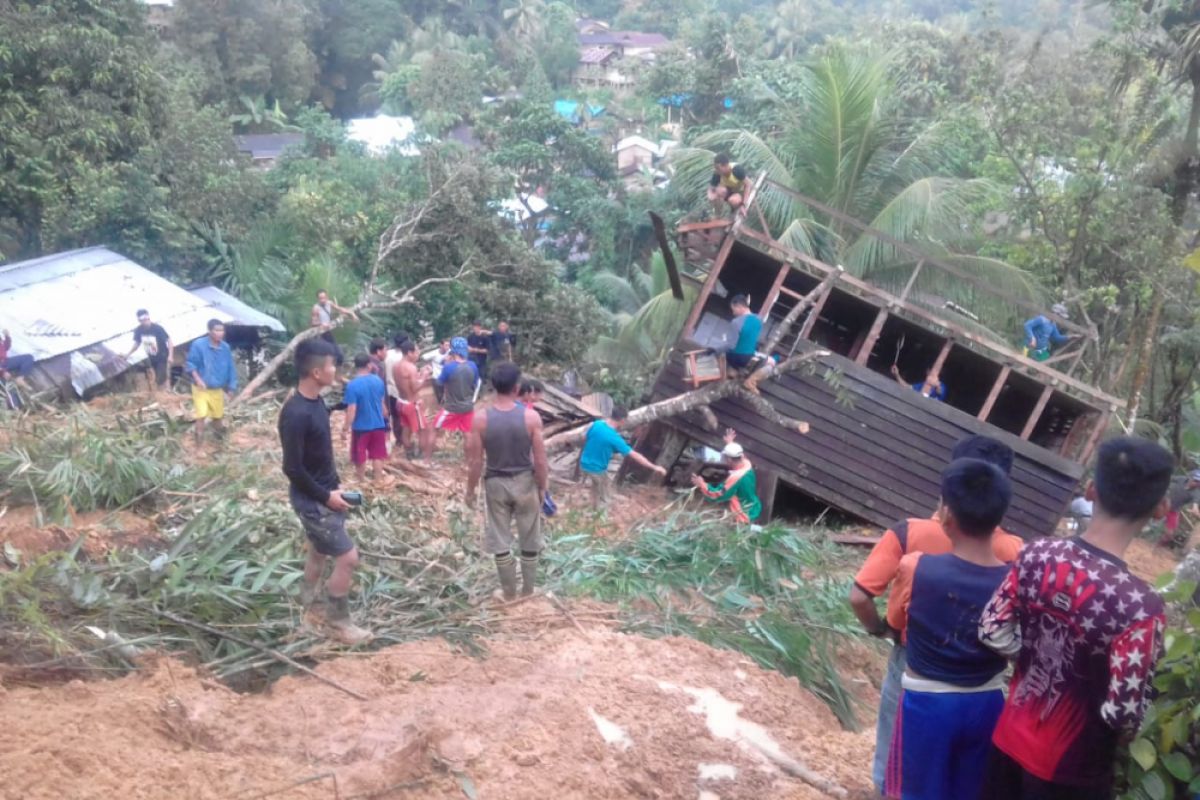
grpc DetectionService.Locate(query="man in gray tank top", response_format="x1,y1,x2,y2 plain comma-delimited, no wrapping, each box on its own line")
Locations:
466,361,549,601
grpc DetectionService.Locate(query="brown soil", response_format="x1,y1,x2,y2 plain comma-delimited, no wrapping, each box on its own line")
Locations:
1125,538,1180,584
0,507,159,563
0,601,876,800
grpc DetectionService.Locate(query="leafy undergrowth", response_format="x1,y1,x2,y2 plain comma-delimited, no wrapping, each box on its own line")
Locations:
546,514,869,729
0,401,871,730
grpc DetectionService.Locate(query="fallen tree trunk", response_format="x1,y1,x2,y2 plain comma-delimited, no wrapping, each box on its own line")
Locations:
545,349,828,452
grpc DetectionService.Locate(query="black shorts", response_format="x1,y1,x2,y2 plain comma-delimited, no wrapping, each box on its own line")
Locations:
727,351,755,369
979,746,1110,800
144,358,168,386
289,488,354,557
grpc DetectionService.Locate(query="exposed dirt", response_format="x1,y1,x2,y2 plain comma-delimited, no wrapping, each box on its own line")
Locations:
1125,538,1181,584
0,600,876,800
0,506,159,563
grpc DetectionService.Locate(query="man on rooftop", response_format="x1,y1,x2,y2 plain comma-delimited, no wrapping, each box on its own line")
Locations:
707,152,752,216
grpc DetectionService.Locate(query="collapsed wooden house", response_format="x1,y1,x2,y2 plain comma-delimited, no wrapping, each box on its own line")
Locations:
635,182,1123,539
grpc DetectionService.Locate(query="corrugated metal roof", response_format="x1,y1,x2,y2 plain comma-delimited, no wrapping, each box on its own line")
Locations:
190,286,286,332
0,247,240,394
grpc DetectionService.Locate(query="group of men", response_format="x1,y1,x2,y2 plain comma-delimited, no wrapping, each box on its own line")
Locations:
850,434,1173,800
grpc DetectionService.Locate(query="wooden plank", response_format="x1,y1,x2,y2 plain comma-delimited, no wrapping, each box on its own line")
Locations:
760,263,791,323
757,469,780,521
1021,385,1055,440
729,232,1122,411
1079,409,1112,465
978,366,1010,422
677,219,733,234
649,211,684,300
854,309,889,366
830,534,883,547
684,232,735,336
651,361,1075,525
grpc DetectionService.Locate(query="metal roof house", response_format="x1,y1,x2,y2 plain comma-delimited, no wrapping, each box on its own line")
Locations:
0,247,282,397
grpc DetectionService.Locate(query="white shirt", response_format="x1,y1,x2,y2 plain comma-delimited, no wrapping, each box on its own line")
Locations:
384,349,404,397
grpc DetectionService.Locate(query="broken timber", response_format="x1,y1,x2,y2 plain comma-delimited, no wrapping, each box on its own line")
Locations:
643,182,1123,539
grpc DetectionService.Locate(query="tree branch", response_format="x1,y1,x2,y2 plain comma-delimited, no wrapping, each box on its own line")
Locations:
762,267,841,355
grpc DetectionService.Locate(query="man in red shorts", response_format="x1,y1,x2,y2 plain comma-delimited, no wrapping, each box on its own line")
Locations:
342,353,389,483
434,337,480,436
394,340,434,459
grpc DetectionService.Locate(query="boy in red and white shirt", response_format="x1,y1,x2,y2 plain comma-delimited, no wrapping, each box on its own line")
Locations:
979,436,1173,799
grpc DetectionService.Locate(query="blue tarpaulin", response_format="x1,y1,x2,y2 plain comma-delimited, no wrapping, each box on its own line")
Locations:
554,99,581,124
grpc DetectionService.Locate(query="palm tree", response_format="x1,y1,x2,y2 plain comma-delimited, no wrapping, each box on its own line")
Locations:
587,252,697,372
502,0,545,40
670,47,1045,337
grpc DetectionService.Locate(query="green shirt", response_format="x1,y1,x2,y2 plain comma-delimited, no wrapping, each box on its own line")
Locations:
704,469,761,521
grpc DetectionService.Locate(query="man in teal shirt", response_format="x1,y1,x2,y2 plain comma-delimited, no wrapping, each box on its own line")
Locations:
580,406,666,509
726,294,762,370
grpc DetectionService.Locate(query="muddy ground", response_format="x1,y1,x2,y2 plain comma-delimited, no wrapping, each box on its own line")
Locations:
0,598,877,800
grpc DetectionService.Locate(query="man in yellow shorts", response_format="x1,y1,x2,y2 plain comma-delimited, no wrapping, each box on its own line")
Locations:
186,319,237,444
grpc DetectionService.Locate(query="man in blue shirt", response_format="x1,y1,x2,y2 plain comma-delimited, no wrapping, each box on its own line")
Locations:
725,294,762,370
1023,303,1072,360
890,363,947,402
579,406,665,509
342,353,390,484
186,319,237,444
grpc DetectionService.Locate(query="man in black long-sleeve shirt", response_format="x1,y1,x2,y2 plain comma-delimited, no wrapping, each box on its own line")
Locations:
278,338,370,645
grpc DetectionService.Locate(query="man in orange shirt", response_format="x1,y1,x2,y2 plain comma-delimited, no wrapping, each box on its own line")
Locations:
848,435,1025,796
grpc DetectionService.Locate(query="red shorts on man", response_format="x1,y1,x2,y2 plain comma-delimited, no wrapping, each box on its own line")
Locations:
350,428,388,465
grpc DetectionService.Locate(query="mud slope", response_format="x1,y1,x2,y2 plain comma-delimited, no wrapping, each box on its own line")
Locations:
0,602,874,800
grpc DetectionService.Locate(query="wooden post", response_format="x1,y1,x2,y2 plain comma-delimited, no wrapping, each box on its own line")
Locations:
757,469,781,522
977,366,1010,421
683,231,735,337
1021,385,1055,440
798,281,833,341
760,263,791,324
898,260,925,303
929,339,953,376
1078,409,1112,465
853,309,889,366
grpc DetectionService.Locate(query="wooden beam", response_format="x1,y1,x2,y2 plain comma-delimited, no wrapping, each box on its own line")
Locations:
731,226,1124,412
898,260,925,303
929,339,953,375
757,469,781,522
760,263,791,323
760,179,1091,338
854,309,889,366
977,365,1010,422
1021,385,1055,440
798,281,833,341
683,232,735,336
1079,409,1112,465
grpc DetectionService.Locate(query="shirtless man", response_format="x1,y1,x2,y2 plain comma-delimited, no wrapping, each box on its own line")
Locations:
310,290,358,366
393,340,434,459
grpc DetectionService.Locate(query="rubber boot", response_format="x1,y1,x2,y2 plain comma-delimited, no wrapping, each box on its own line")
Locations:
519,553,539,597
495,553,518,601
300,580,326,628
324,593,372,645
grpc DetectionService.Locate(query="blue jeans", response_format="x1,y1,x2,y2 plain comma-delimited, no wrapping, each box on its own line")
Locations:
874,644,906,794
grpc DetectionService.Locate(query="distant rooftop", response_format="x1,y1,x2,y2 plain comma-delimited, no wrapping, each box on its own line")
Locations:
233,133,304,162
580,46,618,65
579,31,670,49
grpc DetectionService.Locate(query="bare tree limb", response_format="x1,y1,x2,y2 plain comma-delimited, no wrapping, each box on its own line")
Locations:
762,268,841,355
545,349,829,452
230,169,474,406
